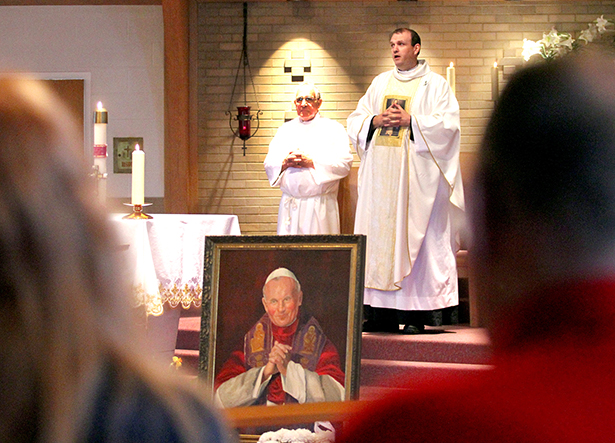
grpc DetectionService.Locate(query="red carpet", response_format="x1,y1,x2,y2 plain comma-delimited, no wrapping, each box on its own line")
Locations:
175,316,493,400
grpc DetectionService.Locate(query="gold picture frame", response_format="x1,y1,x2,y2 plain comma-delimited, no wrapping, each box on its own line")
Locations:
113,137,143,174
199,235,365,432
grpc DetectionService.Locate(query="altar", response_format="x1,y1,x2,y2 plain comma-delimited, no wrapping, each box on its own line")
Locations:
110,213,241,361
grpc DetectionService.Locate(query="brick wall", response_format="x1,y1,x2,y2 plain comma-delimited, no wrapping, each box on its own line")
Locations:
197,1,615,234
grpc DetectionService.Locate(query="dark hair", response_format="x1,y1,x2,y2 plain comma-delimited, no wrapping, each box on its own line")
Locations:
389,28,421,47
471,49,615,342
477,51,615,242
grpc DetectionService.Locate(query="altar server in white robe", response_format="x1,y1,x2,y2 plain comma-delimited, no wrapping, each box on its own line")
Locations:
264,83,353,235
347,28,465,334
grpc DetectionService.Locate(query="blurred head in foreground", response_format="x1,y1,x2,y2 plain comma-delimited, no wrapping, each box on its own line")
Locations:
0,78,232,442
471,48,615,348
338,47,615,443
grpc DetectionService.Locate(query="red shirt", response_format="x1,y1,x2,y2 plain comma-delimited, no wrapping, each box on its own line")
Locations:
340,279,615,443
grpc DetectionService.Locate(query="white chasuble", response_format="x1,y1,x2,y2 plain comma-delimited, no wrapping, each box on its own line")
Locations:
264,114,353,235
347,60,465,311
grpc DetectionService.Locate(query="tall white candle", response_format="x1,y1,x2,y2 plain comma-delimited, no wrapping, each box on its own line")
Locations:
93,102,108,204
131,144,145,206
446,62,456,95
94,102,107,147
491,62,499,102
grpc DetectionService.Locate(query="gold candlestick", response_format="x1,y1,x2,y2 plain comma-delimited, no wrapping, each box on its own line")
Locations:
122,203,153,219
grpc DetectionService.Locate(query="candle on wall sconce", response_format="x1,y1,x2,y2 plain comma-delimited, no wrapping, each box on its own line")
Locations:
446,62,456,95
491,62,499,102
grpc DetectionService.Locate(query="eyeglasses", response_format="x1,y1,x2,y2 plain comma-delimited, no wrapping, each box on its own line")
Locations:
295,96,317,104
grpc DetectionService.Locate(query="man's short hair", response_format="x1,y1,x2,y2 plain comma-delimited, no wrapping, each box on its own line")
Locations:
262,267,302,297
389,28,421,48
296,82,321,101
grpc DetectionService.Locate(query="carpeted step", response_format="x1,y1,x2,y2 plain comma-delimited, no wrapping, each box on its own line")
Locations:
171,353,493,396
175,319,494,394
180,305,202,318
172,353,494,386
359,385,416,401
177,320,492,365
175,316,201,350
361,326,492,365
170,357,492,389
360,358,493,389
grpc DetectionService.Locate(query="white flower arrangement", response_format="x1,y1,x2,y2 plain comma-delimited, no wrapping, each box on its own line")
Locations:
258,422,335,443
523,15,615,61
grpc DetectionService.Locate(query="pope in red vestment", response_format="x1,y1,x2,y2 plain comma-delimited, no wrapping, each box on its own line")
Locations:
214,268,345,408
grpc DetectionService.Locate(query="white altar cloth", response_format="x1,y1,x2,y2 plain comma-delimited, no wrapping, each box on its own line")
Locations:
111,214,241,316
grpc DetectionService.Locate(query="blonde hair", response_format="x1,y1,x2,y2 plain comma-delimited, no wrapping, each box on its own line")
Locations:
0,78,226,442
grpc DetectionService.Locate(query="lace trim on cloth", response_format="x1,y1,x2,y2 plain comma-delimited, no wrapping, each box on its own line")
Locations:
132,283,164,317
132,277,202,317
160,277,203,309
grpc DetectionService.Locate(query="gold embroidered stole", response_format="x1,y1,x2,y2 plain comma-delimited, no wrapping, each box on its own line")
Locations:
244,314,326,371
374,76,421,147
365,75,422,291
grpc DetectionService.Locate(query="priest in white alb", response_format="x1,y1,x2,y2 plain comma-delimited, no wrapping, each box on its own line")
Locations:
264,83,353,235
347,28,465,334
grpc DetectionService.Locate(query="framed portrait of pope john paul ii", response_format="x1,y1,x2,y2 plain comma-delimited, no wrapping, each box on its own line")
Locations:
198,234,365,408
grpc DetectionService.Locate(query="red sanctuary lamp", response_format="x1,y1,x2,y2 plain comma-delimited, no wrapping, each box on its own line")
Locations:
227,2,261,156
236,106,252,140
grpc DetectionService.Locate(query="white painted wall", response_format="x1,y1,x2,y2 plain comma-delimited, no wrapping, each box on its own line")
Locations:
0,5,164,198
